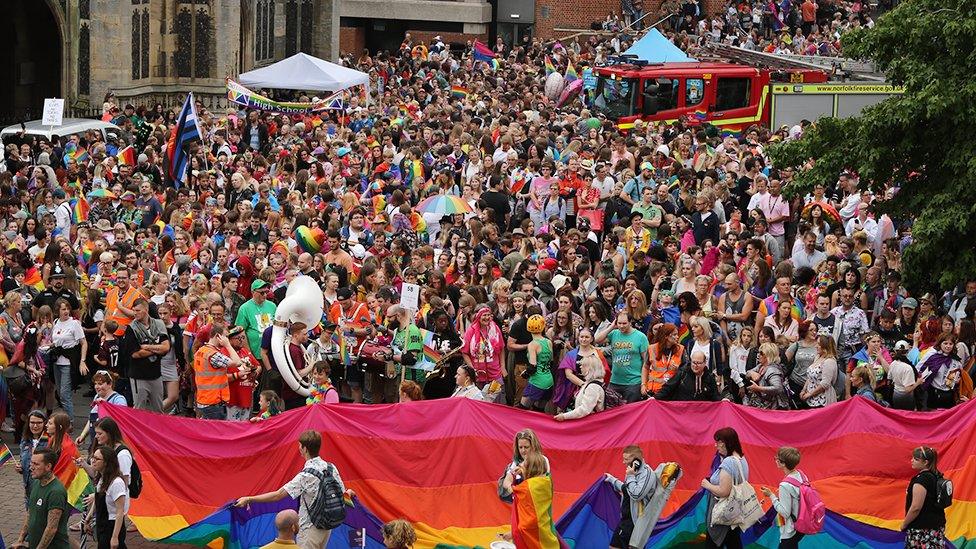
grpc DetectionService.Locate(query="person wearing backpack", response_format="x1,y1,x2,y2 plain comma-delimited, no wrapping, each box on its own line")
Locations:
761,447,824,548
900,446,948,549
235,430,354,549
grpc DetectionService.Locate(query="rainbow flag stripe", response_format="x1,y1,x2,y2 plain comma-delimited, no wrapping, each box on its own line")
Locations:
102,398,976,548
117,145,136,166
451,86,468,99
564,64,578,83
53,436,94,511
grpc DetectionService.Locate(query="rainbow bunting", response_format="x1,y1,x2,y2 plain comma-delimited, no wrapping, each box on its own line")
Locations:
0,441,11,467
99,398,976,548
70,196,90,224
117,145,136,166
473,40,496,64
451,86,468,99
544,55,556,76
513,476,568,549
564,64,579,83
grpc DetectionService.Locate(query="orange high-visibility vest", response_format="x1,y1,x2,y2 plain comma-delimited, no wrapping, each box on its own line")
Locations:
645,343,684,394
193,345,229,406
106,286,141,336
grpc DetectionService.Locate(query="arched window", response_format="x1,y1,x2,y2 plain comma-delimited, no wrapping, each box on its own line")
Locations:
175,0,214,79
131,0,149,79
285,0,315,56
255,0,275,62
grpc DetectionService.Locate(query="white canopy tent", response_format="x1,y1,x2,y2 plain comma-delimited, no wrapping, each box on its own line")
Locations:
238,52,369,93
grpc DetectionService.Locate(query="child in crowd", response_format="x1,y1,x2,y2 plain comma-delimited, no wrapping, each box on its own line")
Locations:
306,361,339,405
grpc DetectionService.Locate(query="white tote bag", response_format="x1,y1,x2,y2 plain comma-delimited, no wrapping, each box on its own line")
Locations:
710,457,764,530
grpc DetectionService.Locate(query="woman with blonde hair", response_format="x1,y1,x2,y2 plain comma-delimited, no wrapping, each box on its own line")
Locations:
800,336,839,408
498,428,550,501
684,315,723,374
382,519,417,549
623,289,653,334
743,342,789,409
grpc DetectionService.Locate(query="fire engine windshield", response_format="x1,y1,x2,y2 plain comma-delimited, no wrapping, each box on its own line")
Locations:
593,76,635,118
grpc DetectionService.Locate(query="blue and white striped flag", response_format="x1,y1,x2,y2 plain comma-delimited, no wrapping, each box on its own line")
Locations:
166,92,202,188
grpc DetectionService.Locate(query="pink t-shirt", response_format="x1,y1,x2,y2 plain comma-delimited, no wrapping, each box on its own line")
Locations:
759,194,790,236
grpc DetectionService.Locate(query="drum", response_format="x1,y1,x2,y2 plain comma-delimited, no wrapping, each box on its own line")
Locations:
356,340,392,377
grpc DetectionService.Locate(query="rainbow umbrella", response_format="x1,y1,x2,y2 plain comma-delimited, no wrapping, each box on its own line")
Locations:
801,201,842,226
415,194,473,215
88,188,117,200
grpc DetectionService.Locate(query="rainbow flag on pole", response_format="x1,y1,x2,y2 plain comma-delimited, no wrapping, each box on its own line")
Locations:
473,40,496,64
117,145,136,166
70,196,90,224
564,63,579,83
544,55,557,76
0,442,12,467
512,476,569,549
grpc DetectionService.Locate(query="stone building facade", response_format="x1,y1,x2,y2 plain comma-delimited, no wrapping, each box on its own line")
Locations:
0,0,339,124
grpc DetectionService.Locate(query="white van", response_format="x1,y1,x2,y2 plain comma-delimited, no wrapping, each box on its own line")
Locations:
0,118,123,145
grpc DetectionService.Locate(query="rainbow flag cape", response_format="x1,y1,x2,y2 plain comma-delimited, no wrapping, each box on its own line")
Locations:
473,40,496,64
53,437,94,511
0,441,11,467
758,295,805,321
544,55,557,76
100,398,976,548
512,476,568,549
70,196,90,224
404,159,424,184
117,145,136,166
564,64,579,83
451,86,468,99
371,194,386,218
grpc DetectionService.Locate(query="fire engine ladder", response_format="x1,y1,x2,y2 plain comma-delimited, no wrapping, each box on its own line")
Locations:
698,43,885,81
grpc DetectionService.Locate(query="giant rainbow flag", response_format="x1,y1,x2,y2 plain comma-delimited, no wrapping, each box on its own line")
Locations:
102,398,976,548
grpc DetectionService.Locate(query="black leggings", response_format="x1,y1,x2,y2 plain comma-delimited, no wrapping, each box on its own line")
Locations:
705,528,742,549
779,532,805,548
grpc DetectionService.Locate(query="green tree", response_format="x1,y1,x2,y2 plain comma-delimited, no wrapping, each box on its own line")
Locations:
769,0,976,290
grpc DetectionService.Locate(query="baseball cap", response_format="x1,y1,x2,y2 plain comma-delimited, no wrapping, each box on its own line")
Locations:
251,279,270,291
894,340,911,351
228,325,245,338
901,298,918,309
640,161,653,171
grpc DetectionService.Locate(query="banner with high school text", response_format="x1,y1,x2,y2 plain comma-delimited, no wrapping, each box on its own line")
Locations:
226,79,344,114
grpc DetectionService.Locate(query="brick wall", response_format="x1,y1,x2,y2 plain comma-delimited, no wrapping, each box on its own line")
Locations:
534,0,622,39
340,26,366,55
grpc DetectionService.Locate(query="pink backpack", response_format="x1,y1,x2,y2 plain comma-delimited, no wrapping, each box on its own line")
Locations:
783,472,826,534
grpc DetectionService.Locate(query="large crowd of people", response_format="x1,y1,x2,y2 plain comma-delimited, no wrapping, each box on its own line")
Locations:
0,2,964,548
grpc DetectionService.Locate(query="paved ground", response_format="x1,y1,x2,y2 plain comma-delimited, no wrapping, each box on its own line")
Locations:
0,393,191,548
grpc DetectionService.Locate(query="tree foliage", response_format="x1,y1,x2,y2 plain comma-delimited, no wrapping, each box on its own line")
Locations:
769,0,976,290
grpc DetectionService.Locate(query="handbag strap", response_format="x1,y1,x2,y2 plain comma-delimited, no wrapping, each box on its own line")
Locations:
731,456,746,487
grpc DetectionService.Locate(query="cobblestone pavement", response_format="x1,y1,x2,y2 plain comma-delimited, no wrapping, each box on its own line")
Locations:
1,393,192,548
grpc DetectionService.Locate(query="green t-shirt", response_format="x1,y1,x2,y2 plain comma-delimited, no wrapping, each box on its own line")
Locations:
235,299,278,356
631,202,662,241
608,329,649,386
529,337,554,390
27,477,70,549
393,324,424,354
